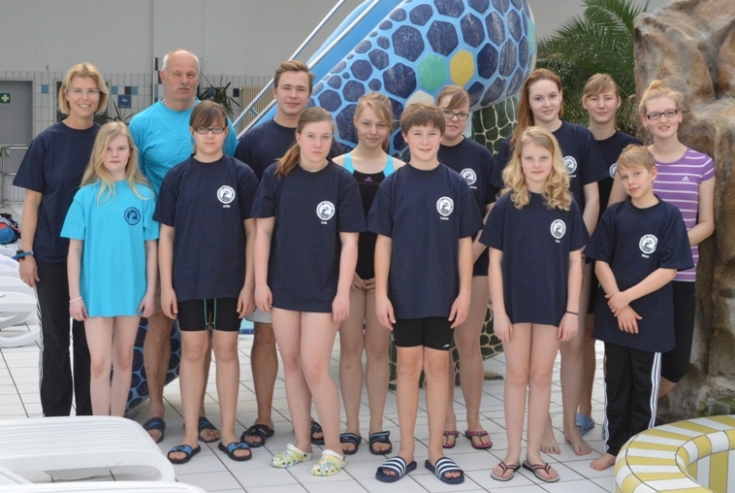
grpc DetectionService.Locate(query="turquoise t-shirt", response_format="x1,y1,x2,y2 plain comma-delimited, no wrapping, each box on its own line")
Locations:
61,180,159,317
129,99,238,193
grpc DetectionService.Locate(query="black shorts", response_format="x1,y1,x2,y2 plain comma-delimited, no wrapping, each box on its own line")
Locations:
393,317,454,351
660,282,696,383
178,298,240,332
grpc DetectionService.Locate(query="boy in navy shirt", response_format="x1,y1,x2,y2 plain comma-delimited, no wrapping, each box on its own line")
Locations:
585,145,692,470
369,103,482,484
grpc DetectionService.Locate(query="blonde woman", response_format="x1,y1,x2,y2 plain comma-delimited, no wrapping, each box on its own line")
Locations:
14,62,109,416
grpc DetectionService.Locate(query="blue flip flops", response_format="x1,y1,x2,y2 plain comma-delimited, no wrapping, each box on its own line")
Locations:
576,413,595,436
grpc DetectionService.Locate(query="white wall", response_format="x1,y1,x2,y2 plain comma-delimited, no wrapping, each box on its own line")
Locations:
1,0,672,76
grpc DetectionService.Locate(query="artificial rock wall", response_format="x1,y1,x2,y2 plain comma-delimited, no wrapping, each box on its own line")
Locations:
634,0,735,420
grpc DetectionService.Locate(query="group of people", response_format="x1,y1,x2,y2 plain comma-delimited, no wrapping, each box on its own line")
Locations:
14,47,714,485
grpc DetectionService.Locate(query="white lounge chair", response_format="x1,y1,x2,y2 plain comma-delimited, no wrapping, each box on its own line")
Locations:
0,291,38,347
0,264,20,278
0,483,208,493
0,417,176,482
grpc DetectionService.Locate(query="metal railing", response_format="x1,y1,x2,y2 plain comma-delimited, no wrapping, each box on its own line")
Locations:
232,0,353,136
0,144,28,206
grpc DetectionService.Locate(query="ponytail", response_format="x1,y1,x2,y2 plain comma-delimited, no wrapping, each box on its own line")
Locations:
276,144,302,177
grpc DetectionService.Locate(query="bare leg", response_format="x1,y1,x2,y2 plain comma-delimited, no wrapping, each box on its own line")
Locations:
247,321,277,445
169,330,207,461
271,309,312,453
380,345,422,478
364,292,391,450
143,292,173,441
492,323,530,480
338,287,366,453
557,263,592,456
198,333,220,442
527,324,561,481
301,312,342,454
213,329,249,458
579,313,596,418
425,347,460,480
450,277,490,447
110,316,140,417
85,317,114,415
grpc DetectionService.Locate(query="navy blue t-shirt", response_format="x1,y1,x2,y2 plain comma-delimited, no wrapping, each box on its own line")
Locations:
154,155,259,302
251,162,366,313
368,164,483,319
586,199,693,352
405,138,499,277
493,121,608,209
480,192,588,326
13,122,100,263
235,119,344,181
595,131,641,214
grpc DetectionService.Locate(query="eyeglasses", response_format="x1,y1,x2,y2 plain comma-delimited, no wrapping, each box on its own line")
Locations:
645,109,679,121
66,88,101,97
441,109,470,121
194,126,227,135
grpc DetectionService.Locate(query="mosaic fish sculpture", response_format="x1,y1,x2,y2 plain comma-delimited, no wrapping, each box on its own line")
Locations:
309,0,536,155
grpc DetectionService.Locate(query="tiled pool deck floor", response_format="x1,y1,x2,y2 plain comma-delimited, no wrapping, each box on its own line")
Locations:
0,334,616,492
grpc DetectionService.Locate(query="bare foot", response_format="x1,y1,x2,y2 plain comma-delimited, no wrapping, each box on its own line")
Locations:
442,430,459,448
428,456,461,480
465,427,492,448
541,425,561,454
565,427,592,456
198,416,221,442
591,453,616,470
491,457,520,480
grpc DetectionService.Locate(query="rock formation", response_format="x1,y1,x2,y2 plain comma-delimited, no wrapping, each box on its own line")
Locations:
634,0,735,420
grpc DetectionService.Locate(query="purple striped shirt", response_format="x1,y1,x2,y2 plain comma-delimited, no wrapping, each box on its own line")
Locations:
653,148,715,282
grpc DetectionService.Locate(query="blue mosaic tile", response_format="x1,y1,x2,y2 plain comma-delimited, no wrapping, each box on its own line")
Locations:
427,21,459,55
390,8,407,21
435,0,465,17
393,25,425,61
468,0,490,13
460,13,485,48
409,4,433,25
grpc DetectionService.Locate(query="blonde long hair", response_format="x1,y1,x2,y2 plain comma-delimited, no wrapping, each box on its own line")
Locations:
502,126,572,210
81,122,151,206
276,107,334,177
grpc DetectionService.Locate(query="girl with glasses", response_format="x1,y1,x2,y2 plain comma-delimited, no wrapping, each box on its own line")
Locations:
609,80,715,398
156,101,260,464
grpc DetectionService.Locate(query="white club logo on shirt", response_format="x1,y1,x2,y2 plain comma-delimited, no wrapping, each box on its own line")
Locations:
460,168,477,185
564,156,578,174
317,201,335,222
437,197,454,217
217,186,236,204
550,219,566,240
639,235,658,255
609,163,617,178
